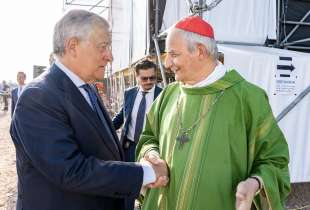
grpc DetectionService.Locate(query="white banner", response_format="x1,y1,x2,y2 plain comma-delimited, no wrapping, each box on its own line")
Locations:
219,44,310,183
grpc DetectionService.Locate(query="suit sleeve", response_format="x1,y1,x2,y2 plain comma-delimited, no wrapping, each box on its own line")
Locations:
10,87,143,198
10,89,15,117
112,107,124,130
112,91,127,130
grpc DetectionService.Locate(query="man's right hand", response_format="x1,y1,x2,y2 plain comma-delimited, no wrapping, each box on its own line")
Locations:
143,153,169,188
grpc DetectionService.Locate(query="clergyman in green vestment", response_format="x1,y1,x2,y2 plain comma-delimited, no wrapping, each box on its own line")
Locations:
136,16,290,210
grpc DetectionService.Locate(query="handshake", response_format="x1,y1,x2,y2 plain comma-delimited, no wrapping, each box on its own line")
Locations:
140,152,169,188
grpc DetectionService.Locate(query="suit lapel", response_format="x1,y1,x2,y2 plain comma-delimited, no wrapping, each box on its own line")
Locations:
13,89,18,103
126,87,139,119
91,85,123,160
123,87,138,135
154,86,161,100
50,65,121,160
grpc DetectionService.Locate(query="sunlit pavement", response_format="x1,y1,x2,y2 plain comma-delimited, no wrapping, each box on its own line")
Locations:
0,107,17,210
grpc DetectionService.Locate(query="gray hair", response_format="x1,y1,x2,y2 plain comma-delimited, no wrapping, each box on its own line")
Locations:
53,9,110,56
172,28,218,61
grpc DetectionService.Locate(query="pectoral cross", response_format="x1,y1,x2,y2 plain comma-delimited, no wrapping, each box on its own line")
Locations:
177,132,189,148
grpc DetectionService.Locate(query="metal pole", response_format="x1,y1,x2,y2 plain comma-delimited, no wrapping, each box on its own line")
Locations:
199,0,204,17
285,45,310,50
153,35,167,87
284,21,310,26
89,0,104,11
155,0,159,36
283,37,310,46
153,0,167,87
276,0,281,46
280,10,310,45
276,85,310,122
64,3,107,7
217,41,264,46
186,0,194,13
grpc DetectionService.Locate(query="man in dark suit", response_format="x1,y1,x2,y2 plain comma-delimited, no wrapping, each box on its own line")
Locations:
113,60,162,162
11,71,26,116
10,10,168,210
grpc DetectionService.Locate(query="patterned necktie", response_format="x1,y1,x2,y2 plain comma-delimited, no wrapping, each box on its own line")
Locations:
81,84,106,125
134,91,148,143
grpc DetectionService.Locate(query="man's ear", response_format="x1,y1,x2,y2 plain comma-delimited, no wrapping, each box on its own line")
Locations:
65,37,79,57
196,43,209,59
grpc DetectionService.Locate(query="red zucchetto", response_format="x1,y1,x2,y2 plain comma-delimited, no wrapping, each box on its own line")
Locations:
175,16,214,39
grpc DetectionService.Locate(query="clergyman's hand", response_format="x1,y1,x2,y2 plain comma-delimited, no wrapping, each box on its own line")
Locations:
235,178,260,210
144,153,169,188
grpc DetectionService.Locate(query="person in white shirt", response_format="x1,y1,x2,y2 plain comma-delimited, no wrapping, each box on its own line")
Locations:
113,60,162,162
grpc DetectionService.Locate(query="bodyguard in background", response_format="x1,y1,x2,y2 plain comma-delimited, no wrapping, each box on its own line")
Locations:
11,71,26,116
113,60,162,162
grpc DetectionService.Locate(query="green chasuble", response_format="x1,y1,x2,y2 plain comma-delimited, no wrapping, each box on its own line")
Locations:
136,70,290,210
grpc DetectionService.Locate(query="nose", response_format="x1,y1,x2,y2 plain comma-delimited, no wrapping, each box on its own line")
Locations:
165,54,172,69
103,49,113,62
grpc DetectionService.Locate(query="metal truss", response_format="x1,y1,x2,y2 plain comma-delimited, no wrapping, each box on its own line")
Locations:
186,0,224,16
63,0,109,15
276,0,310,51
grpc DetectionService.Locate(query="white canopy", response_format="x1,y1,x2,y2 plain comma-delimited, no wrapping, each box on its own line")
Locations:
110,0,277,72
161,0,276,44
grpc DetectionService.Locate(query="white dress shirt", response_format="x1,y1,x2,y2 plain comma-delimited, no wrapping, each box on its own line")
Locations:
55,59,156,185
18,85,25,97
127,85,156,141
183,61,227,88
54,59,93,109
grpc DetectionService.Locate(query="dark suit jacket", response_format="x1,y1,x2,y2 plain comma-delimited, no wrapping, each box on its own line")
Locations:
10,64,143,210
11,87,18,116
112,86,162,143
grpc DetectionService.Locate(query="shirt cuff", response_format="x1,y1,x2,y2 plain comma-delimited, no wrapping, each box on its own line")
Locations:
145,150,160,158
140,161,156,186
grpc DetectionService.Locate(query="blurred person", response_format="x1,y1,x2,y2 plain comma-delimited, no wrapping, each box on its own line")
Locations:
1,80,9,111
11,71,26,116
136,16,290,210
10,9,168,210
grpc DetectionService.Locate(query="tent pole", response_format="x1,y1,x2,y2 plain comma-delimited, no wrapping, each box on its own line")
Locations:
155,0,159,36
199,0,204,17
153,0,167,87
153,35,167,87
276,85,310,122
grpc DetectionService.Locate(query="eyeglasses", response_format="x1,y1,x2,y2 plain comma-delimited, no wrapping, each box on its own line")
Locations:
140,76,156,82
